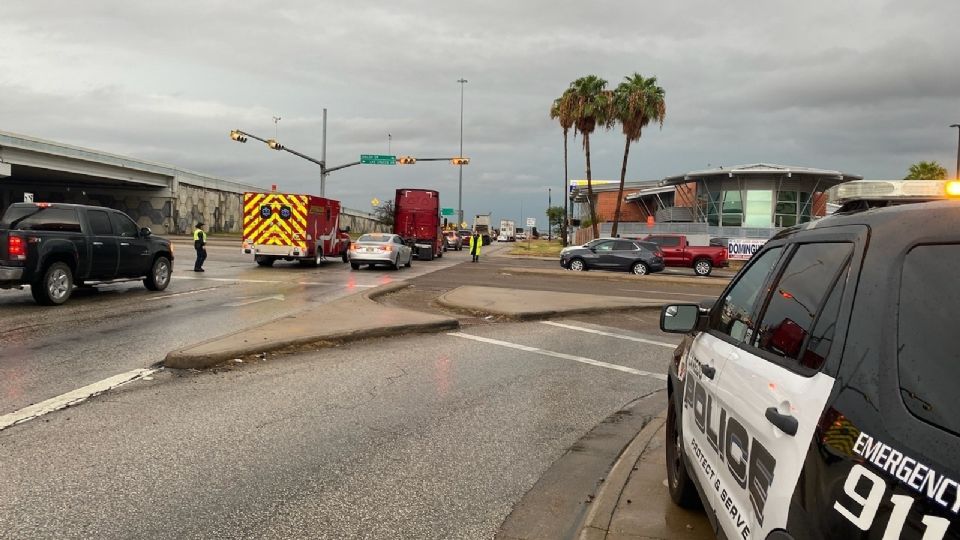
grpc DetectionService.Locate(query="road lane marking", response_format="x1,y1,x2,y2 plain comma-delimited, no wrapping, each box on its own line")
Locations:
171,276,374,287
447,332,667,381
224,294,286,307
540,321,677,349
0,368,159,432
617,288,716,298
146,287,220,301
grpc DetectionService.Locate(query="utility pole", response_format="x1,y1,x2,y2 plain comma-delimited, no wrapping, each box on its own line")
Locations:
548,187,552,241
951,124,960,180
457,78,468,227
321,108,328,197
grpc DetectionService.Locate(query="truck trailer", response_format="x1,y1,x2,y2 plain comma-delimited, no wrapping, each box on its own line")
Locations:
394,188,443,260
498,219,516,242
242,192,351,267
473,213,492,245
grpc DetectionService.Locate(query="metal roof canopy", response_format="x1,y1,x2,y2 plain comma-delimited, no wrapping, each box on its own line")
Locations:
659,163,861,188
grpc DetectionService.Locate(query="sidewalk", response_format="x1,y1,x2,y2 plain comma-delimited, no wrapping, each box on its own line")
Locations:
578,412,713,540
501,267,731,287
437,286,665,320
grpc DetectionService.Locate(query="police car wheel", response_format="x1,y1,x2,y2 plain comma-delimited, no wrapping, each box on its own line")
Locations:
666,400,701,509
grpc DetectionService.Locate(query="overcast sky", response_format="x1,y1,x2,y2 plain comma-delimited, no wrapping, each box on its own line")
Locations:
2,0,958,224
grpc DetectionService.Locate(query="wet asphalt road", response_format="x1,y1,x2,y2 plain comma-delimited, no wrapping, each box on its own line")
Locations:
0,315,682,539
0,239,471,416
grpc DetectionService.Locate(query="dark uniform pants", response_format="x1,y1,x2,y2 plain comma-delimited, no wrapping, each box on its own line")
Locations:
195,244,207,270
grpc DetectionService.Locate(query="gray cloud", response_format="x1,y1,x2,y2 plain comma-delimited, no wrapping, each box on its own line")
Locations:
2,0,958,225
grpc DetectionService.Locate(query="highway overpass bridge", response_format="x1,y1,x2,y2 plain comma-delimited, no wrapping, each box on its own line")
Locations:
0,130,385,235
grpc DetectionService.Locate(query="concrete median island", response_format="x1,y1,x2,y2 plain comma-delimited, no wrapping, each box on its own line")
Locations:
501,267,730,287
436,286,667,321
164,282,459,370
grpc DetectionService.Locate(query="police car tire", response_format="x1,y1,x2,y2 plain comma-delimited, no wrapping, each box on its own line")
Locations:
666,400,702,509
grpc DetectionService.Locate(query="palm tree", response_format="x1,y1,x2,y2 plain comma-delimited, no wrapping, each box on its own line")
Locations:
904,160,948,180
568,75,613,239
549,89,575,246
610,74,666,238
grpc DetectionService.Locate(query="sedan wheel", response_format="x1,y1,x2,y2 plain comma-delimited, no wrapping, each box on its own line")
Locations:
569,258,586,272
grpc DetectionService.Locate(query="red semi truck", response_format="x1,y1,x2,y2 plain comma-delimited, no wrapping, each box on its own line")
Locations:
394,188,443,261
641,234,729,276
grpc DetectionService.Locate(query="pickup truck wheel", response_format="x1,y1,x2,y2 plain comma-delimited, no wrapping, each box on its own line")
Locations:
694,259,713,276
144,256,172,291
568,258,586,272
631,261,649,276
255,255,275,267
33,262,73,305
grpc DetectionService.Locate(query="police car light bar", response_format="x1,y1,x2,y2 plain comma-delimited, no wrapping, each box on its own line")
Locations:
828,180,960,204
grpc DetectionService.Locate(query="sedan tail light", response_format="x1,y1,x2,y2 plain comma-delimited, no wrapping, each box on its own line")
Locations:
7,235,26,260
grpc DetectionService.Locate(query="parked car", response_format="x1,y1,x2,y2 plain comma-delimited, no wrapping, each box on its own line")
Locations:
348,233,413,270
0,202,174,305
443,230,463,251
659,179,960,539
559,238,664,275
641,234,728,276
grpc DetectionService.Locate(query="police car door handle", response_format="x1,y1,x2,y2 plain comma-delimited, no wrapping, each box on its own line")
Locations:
765,407,798,436
701,365,716,379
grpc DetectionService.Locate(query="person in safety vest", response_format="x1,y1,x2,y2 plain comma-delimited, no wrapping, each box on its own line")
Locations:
469,232,482,263
193,222,207,272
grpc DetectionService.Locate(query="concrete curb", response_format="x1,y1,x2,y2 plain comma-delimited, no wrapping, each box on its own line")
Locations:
577,411,668,540
434,287,665,321
163,282,459,370
501,267,730,287
435,295,664,321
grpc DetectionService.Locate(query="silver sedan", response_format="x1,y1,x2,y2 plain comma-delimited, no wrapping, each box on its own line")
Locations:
348,233,413,270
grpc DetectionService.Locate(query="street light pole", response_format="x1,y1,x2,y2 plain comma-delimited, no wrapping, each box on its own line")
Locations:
951,124,960,180
457,78,468,227
321,108,328,197
548,187,552,240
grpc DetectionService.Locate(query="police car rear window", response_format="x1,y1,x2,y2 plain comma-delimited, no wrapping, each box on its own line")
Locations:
898,243,960,436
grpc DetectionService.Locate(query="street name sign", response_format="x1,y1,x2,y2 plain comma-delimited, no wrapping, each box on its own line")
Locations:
441,208,455,216
360,154,396,165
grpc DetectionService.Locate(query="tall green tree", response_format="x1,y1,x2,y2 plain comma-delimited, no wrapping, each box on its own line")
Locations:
904,161,948,180
610,74,666,238
568,75,613,239
545,205,565,236
549,89,576,246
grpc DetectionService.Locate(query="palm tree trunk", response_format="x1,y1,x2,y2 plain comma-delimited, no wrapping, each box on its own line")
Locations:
611,137,631,238
584,134,599,239
562,129,569,247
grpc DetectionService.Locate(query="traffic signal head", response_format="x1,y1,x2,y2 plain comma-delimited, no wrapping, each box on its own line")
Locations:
397,156,417,165
451,157,470,165
230,130,248,143
267,139,284,151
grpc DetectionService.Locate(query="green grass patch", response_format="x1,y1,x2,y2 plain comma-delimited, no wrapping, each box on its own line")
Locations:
508,239,564,257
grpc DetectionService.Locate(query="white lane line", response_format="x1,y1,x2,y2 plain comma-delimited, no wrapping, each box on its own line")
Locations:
447,332,667,381
224,294,285,307
0,368,159,432
173,276,284,284
541,321,678,349
146,287,219,301
617,288,715,298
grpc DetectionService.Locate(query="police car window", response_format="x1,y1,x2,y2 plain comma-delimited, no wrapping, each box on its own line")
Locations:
87,210,113,235
898,244,960,436
709,246,783,343
753,243,852,369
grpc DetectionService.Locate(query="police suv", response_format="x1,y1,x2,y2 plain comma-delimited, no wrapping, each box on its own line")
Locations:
660,180,960,539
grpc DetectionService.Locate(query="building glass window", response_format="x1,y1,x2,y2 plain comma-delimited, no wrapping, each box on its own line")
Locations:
744,190,773,228
702,190,743,226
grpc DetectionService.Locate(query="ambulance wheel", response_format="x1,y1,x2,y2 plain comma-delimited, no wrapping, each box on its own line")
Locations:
350,263,360,270
341,250,349,263
255,256,275,267
666,399,701,509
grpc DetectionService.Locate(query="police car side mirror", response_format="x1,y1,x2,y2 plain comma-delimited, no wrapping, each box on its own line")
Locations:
660,304,703,333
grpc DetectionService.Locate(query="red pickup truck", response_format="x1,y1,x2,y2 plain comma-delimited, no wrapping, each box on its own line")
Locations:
640,234,728,276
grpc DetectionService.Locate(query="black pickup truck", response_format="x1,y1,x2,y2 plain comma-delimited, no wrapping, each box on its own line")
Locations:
0,202,174,305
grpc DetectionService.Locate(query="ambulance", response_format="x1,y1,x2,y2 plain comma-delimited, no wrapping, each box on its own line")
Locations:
241,192,351,267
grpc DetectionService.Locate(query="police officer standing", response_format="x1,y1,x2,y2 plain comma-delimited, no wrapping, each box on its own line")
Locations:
193,222,207,272
469,231,482,263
